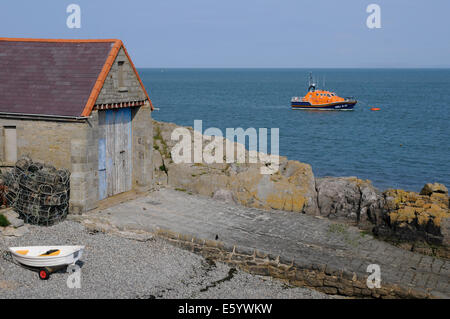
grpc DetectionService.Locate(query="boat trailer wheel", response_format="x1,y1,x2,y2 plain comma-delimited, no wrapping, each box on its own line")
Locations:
39,268,50,280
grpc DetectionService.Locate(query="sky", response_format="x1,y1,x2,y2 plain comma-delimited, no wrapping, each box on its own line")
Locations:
1,0,449,68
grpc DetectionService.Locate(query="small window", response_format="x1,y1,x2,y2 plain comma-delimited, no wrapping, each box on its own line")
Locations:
4,126,17,163
118,61,128,92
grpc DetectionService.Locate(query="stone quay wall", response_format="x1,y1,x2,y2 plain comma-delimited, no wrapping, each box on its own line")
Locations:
153,228,434,299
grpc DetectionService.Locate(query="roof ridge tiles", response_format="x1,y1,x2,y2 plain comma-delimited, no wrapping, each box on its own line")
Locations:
0,38,121,43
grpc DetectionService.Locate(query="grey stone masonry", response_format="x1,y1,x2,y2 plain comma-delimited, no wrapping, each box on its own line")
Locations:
95,47,147,105
131,102,153,189
0,118,86,169
0,116,100,214
69,111,99,214
77,188,450,299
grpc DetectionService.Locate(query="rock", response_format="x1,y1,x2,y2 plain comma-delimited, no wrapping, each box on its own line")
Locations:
154,119,319,215
152,149,164,172
0,209,25,228
315,177,384,223
2,209,19,220
420,183,448,196
441,217,450,246
429,192,448,207
279,160,319,215
316,177,360,220
1,225,29,237
168,163,229,197
228,160,319,214
152,149,168,186
8,216,24,228
1,226,15,236
360,182,385,224
379,188,450,248
212,189,236,204
384,188,449,224
12,225,29,237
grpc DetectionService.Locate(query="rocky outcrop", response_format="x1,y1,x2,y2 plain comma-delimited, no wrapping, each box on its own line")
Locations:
315,177,449,255
152,120,319,215
316,177,384,225
164,158,320,215
420,183,448,196
229,159,319,215
374,185,450,250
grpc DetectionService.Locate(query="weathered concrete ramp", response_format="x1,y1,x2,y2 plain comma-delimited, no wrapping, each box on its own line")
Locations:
79,188,450,298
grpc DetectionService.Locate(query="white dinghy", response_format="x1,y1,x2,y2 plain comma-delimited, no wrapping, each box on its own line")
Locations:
8,246,84,280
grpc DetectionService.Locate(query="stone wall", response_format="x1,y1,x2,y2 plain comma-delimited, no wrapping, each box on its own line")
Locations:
153,228,433,299
0,118,87,169
69,112,99,214
95,47,147,105
131,102,153,189
0,116,99,214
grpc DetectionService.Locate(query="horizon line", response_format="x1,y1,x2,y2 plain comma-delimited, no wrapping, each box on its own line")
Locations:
135,66,450,69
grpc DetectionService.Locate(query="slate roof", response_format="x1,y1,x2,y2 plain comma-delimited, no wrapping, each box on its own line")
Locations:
0,38,152,118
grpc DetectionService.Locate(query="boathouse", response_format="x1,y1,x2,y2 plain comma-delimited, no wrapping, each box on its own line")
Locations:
0,38,154,213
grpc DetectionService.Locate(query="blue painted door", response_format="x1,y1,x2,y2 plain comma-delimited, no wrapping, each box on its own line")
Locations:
98,108,132,199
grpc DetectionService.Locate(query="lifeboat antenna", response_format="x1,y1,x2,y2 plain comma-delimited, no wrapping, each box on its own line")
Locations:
308,72,316,92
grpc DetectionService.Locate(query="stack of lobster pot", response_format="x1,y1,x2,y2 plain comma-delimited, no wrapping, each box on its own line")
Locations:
0,156,70,226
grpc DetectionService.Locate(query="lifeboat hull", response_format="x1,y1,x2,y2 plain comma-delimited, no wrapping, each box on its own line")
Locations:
291,100,356,110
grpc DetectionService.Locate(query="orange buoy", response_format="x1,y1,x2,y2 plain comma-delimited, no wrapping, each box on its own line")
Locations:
370,107,380,111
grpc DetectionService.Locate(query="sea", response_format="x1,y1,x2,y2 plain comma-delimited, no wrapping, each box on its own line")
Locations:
140,68,450,192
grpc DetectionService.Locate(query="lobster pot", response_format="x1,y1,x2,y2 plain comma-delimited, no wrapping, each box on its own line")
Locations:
1,156,70,226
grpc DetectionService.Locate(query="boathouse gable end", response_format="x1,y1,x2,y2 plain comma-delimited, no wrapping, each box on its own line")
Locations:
95,47,148,108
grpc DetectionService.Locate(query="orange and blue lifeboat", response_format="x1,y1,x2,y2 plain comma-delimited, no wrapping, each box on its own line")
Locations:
291,75,357,110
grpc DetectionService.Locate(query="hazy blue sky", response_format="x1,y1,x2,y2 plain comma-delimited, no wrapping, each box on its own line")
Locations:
1,0,449,68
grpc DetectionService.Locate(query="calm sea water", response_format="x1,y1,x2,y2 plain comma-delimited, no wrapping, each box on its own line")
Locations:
140,68,450,192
